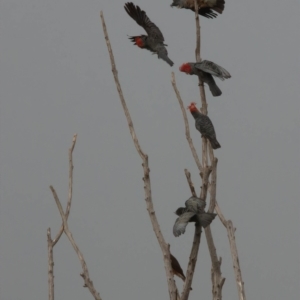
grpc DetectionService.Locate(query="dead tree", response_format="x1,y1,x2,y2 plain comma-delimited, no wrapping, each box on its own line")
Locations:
47,2,246,300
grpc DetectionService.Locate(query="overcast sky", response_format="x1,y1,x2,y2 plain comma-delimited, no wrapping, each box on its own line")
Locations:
0,0,299,300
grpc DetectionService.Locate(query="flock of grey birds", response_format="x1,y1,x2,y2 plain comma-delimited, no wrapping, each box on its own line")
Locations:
122,0,230,283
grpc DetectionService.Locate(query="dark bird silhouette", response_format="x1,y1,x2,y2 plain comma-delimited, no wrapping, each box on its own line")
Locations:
170,0,225,19
124,2,174,66
173,196,216,237
180,60,231,96
187,102,221,149
170,254,192,289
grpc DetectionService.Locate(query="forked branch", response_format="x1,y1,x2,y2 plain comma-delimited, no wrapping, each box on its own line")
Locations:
50,185,102,300
47,134,77,300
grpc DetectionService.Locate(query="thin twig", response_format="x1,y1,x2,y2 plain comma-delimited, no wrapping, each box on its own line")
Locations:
204,158,226,300
184,169,197,197
52,134,77,246
214,201,227,227
171,72,202,173
214,201,247,300
227,221,246,300
47,229,54,300
194,0,207,115
194,0,200,63
100,11,177,300
207,158,218,213
50,186,102,300
100,12,144,159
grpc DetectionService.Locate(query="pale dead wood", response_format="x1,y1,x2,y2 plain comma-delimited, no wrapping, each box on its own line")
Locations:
178,3,225,300
208,143,215,166
100,11,177,300
181,225,202,300
47,134,77,300
214,201,247,300
171,70,206,300
204,158,226,300
47,228,54,300
194,0,200,63
227,221,246,300
50,185,102,300
184,169,197,197
194,0,207,115
215,201,227,227
171,72,203,173
52,134,77,246
207,158,218,214
200,166,212,200
211,198,247,300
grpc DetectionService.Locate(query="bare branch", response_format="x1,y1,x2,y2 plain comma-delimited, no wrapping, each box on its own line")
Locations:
47,228,54,300
214,200,247,300
50,185,102,300
184,169,197,197
214,201,227,227
171,72,202,173
208,143,215,165
100,11,177,300
181,225,202,300
207,158,218,213
227,221,246,300
193,0,207,115
52,134,77,246
194,0,200,63
200,166,212,201
47,134,77,300
100,11,144,159
199,83,207,116
193,2,226,299
204,158,226,300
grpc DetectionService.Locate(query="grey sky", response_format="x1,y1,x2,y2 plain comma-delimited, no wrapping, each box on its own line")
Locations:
0,0,299,299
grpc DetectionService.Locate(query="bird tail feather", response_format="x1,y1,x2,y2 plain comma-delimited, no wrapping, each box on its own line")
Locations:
209,82,222,96
209,137,221,149
198,213,217,228
158,53,174,66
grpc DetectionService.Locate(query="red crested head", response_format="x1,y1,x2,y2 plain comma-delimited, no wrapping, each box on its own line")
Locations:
179,63,192,74
187,102,198,113
129,36,146,48
134,36,145,48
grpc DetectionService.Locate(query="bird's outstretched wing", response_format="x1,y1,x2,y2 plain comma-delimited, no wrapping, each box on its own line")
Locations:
173,212,196,237
124,2,164,41
195,60,231,80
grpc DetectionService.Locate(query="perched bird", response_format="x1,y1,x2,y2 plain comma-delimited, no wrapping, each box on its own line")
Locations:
185,196,206,212
170,0,225,19
187,102,221,149
170,254,186,282
124,2,174,66
170,254,193,289
179,60,231,96
173,196,216,237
